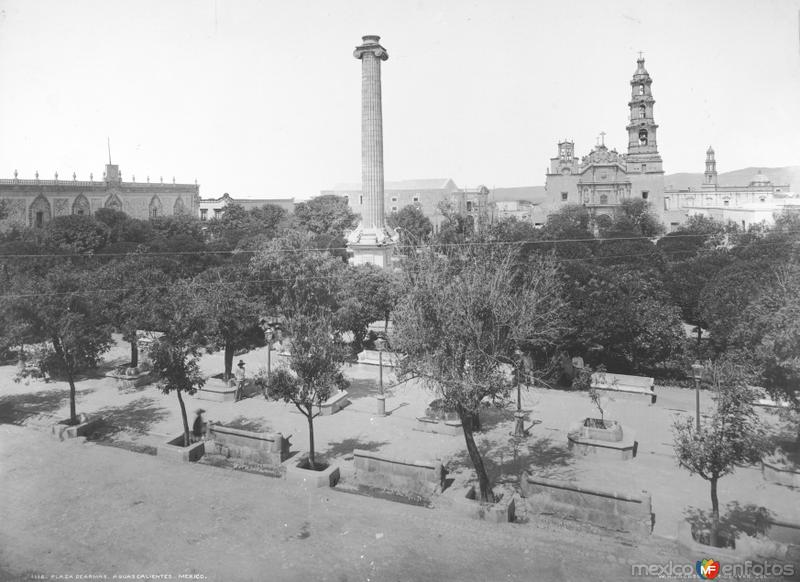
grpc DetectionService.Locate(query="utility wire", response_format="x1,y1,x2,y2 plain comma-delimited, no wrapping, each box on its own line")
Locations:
0,227,797,260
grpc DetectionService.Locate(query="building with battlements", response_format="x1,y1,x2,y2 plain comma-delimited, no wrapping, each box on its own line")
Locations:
545,56,665,221
0,163,199,229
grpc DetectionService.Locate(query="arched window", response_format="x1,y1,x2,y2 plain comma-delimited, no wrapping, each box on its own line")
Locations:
105,194,123,211
639,84,645,95
149,196,163,219
599,194,608,205
639,104,646,119
29,195,52,228
638,129,648,145
72,194,90,216
173,197,186,215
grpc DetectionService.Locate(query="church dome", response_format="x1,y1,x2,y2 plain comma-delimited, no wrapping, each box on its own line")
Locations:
750,170,771,186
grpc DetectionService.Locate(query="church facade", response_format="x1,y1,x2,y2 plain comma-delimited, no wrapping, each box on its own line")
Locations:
544,57,665,221
663,147,799,230
0,163,199,230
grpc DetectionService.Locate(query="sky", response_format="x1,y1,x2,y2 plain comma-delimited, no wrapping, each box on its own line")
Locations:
1,0,799,200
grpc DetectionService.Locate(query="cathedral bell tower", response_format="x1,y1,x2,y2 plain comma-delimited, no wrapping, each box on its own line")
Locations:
704,146,718,187
626,56,663,174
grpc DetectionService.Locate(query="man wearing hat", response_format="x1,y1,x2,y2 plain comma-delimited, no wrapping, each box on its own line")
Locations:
192,408,206,443
234,360,247,402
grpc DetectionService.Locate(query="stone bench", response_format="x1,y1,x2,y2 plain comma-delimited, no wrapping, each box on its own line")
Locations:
352,449,446,500
591,372,656,404
317,390,350,416
207,424,291,467
356,350,399,367
522,474,653,535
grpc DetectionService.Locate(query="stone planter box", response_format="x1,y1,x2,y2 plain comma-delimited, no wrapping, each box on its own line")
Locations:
50,416,102,441
196,377,237,402
568,421,637,460
352,449,446,502
580,418,623,442
283,454,340,488
208,424,291,467
157,434,205,463
677,520,800,563
316,390,350,416
762,459,800,489
461,485,516,523
522,473,653,535
413,416,463,436
106,370,153,392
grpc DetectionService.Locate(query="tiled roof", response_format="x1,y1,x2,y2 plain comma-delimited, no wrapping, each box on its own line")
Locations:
490,186,547,204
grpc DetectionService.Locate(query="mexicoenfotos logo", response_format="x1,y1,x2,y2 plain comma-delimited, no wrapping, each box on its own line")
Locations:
695,558,720,580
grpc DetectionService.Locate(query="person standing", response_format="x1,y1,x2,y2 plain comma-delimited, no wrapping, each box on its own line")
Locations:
192,408,206,443
234,360,246,401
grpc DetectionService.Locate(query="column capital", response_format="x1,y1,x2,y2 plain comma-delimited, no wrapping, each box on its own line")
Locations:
354,35,388,61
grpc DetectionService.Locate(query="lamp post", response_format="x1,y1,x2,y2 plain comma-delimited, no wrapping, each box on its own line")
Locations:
691,360,704,433
513,348,526,438
375,336,386,416
259,317,278,399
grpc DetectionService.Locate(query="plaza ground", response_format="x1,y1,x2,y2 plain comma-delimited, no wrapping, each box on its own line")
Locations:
1,337,798,580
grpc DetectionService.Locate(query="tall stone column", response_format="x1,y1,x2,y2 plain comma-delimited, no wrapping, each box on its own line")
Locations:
355,35,387,230
347,35,395,267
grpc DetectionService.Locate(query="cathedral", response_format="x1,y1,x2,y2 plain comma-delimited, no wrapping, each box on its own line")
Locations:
545,56,665,221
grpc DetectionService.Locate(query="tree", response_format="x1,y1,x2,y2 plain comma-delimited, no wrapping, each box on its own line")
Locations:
250,232,346,322
672,361,771,547
147,282,207,447
265,311,348,469
566,265,684,373
537,204,596,259
729,264,800,426
44,215,110,254
148,337,205,447
207,203,289,251
98,256,174,367
5,266,113,424
656,215,733,261
293,195,358,238
192,263,262,379
393,243,566,501
387,205,433,249
336,264,400,350
434,201,475,246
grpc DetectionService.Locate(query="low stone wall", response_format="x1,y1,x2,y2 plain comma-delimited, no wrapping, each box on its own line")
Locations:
352,449,445,500
157,435,205,463
762,460,800,489
522,474,652,535
208,424,290,467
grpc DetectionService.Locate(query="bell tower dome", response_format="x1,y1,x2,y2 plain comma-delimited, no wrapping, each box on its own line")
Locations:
626,55,663,174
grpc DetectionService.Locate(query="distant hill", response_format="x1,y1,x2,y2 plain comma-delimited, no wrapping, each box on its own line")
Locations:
664,166,800,191
491,166,800,203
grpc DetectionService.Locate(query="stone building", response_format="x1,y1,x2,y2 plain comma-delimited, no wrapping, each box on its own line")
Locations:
0,163,199,229
323,178,489,232
545,56,665,220
198,192,295,222
663,148,799,230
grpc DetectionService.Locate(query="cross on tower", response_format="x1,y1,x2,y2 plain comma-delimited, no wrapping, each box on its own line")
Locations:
599,131,606,146
638,50,643,60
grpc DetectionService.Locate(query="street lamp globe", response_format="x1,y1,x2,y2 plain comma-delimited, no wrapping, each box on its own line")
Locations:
691,361,704,380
